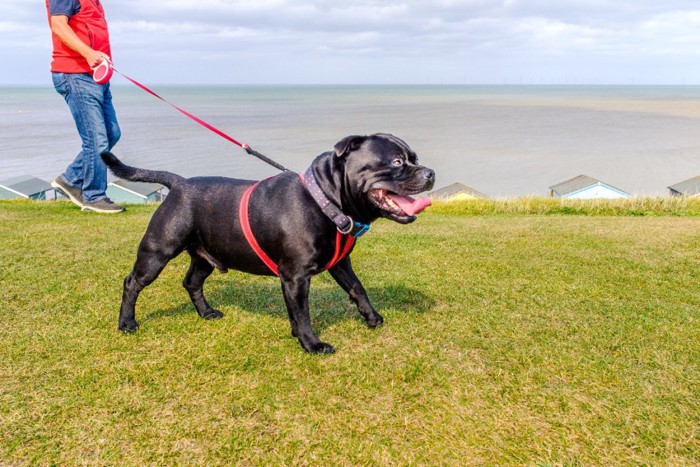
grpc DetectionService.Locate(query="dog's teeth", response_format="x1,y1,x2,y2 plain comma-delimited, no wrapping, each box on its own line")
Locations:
385,197,399,210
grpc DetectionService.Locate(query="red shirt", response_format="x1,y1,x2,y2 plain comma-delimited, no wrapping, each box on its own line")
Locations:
46,0,112,73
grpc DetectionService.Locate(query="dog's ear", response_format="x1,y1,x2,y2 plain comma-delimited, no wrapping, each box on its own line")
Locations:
334,135,367,158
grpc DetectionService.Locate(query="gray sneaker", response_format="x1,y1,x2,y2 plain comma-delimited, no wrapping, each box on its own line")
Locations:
81,197,125,214
51,176,84,208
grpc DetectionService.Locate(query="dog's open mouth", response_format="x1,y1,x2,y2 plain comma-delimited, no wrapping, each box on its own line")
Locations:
370,189,432,221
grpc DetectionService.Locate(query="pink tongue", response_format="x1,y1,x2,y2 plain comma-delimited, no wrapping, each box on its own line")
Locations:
387,194,432,216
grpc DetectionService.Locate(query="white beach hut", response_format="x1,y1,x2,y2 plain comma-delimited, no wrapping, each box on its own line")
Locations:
549,175,631,199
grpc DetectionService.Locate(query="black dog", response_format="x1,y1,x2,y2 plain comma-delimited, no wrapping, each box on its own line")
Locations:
102,133,435,353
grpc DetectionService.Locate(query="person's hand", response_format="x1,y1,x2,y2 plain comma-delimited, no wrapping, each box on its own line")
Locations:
84,49,109,69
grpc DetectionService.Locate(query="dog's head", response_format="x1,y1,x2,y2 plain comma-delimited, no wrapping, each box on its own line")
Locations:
332,133,436,224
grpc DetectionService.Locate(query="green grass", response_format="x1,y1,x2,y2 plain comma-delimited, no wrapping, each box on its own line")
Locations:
433,195,700,216
1,198,698,465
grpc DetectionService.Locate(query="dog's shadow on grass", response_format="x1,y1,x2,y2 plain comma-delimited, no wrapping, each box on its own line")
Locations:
143,278,434,332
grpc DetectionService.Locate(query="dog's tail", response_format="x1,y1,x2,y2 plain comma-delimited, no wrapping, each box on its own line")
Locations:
101,152,185,189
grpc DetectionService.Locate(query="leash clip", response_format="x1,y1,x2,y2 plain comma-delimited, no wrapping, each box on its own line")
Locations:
338,217,370,238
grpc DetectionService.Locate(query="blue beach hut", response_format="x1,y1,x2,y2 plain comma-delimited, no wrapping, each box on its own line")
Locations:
106,179,166,204
0,175,54,200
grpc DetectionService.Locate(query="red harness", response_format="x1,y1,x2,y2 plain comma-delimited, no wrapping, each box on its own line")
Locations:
239,182,355,277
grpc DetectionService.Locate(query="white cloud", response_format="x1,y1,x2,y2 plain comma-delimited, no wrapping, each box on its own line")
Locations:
3,1,700,84
515,17,612,52
639,10,700,54
0,21,25,34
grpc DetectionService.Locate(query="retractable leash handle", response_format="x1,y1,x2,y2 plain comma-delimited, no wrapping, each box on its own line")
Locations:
92,57,113,85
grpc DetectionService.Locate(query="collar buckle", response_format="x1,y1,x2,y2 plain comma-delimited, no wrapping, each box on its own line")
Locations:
338,217,370,238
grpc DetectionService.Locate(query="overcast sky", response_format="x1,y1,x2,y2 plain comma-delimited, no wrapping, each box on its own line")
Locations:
2,0,700,85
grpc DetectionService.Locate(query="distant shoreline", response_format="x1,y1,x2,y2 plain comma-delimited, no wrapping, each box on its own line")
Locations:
2,85,699,197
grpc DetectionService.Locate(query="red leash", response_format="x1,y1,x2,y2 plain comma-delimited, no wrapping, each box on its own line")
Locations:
109,64,290,172
115,70,245,147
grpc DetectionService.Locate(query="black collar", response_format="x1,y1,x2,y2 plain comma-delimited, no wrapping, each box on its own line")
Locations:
302,167,370,238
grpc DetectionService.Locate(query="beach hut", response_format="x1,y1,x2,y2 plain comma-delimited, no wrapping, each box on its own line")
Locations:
0,175,54,200
549,175,631,199
668,175,700,197
429,182,487,201
106,179,165,204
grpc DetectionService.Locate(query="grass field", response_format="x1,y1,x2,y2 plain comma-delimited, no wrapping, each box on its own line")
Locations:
1,198,698,465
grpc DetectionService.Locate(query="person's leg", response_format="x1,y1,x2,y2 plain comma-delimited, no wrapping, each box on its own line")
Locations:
55,73,113,202
81,81,125,213
52,73,84,201
103,83,121,151
63,151,85,190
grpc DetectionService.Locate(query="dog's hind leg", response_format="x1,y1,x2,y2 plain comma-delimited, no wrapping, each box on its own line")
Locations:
119,271,145,332
119,245,178,332
118,211,190,332
183,250,223,320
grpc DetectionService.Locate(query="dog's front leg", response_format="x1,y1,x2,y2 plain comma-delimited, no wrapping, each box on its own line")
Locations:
280,273,336,354
328,257,384,328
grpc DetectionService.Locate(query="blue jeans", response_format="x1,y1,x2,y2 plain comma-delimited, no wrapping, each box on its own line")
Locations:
53,73,121,202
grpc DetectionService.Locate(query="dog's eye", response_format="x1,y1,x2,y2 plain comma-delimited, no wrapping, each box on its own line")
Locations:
392,158,404,167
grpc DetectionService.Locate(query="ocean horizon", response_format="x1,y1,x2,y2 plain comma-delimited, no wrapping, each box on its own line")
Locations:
2,84,700,197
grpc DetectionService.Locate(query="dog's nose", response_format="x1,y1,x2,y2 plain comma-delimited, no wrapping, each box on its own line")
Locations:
422,168,436,183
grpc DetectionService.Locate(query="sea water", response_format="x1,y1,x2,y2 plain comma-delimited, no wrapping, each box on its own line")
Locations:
1,85,699,196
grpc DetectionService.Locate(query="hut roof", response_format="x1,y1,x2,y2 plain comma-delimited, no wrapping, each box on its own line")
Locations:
0,175,52,198
429,182,487,200
549,174,629,197
668,175,700,196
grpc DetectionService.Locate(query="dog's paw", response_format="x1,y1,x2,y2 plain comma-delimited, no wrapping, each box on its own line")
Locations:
202,308,224,320
306,341,336,354
118,319,139,333
366,313,384,328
